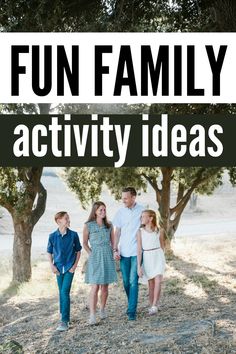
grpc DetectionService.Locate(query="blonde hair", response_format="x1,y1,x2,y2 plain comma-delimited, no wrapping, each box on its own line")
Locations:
141,209,159,231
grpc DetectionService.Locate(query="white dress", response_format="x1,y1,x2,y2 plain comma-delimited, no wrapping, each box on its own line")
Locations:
140,228,165,280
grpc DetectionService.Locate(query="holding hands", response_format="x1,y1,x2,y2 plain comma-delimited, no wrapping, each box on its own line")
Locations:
113,250,121,261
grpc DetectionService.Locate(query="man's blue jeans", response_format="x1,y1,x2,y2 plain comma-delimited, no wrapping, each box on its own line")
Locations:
56,271,74,323
120,256,139,317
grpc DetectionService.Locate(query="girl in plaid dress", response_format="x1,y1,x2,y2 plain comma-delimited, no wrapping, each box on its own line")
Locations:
83,201,117,325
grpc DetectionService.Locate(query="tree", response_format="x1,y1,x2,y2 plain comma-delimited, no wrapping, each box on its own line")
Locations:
0,167,47,282
64,166,236,251
0,103,50,282
0,103,49,283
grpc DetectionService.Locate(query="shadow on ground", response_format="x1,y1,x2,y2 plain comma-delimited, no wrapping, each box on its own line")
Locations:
0,253,236,353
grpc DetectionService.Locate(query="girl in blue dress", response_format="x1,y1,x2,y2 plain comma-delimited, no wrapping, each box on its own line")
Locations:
83,201,117,325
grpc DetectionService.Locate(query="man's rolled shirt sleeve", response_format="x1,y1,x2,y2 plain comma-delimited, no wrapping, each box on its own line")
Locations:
74,232,82,252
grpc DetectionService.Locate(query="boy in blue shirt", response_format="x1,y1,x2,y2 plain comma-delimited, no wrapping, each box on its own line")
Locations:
47,211,82,331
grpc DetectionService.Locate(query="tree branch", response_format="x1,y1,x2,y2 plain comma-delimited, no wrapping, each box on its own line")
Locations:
170,168,221,224
31,182,47,226
114,0,125,21
141,173,161,205
0,197,14,214
177,182,185,203
38,103,51,114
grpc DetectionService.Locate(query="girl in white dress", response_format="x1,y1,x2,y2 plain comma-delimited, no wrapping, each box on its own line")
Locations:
137,210,165,315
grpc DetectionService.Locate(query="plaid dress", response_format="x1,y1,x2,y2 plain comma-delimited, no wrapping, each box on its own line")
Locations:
85,221,117,284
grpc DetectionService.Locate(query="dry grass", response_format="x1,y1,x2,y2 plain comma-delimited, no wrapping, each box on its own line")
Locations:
0,235,236,354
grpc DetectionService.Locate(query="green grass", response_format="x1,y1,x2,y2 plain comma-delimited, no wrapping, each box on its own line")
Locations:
189,274,218,291
165,278,185,295
0,340,23,354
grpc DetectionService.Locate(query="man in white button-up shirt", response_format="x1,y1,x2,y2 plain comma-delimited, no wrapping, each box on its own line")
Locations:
113,187,144,320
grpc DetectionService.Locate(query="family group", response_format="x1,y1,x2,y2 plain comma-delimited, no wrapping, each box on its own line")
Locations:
47,187,166,331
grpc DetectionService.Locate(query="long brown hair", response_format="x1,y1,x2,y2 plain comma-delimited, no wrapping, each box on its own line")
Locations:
87,201,111,228
141,209,159,231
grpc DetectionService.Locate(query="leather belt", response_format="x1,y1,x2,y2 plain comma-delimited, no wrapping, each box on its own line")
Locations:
143,247,160,251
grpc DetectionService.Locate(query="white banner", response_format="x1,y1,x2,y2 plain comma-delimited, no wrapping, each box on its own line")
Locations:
0,32,235,103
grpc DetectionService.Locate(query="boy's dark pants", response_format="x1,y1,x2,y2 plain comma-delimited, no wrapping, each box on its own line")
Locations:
56,271,74,323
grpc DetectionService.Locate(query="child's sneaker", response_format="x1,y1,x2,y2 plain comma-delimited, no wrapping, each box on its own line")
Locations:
88,314,96,325
148,306,158,315
100,308,107,319
56,321,69,331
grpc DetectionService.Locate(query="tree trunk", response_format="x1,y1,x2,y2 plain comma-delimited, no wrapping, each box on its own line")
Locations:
9,106,50,283
12,218,33,283
164,236,172,255
11,170,47,283
38,103,51,114
159,168,173,250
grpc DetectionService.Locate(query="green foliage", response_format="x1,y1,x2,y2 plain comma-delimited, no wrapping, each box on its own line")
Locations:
0,0,147,32
105,0,169,31
64,166,232,206
0,0,108,32
165,278,184,294
227,167,236,186
0,103,47,215
189,274,218,291
0,0,167,32
0,168,24,210
63,167,103,208
173,167,224,195
0,104,38,114
64,166,235,241
0,340,23,354
63,167,147,208
0,168,43,215
97,167,147,199
162,0,236,32
150,103,236,115
1,0,236,35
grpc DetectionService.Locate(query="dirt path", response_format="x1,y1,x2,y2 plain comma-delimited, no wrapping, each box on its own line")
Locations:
0,232,236,354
